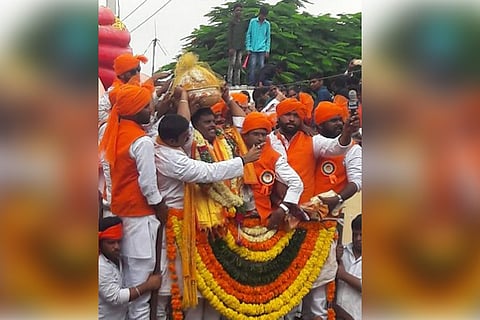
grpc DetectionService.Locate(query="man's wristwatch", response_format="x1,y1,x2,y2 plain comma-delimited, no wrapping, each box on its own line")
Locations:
279,203,290,214
336,194,344,204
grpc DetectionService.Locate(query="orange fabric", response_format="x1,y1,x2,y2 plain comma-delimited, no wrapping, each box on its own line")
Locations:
333,95,349,121
314,155,348,195
298,92,314,120
109,119,155,217
251,139,281,223
99,84,153,167
276,98,307,120
113,53,148,76
314,101,344,125
224,127,258,185
279,131,315,203
98,223,123,240
211,100,227,115
267,113,277,128
231,92,248,105
242,112,272,134
109,75,146,106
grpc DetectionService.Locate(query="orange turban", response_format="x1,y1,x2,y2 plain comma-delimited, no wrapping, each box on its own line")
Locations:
231,92,248,105
113,53,148,76
276,98,307,120
211,100,227,115
267,112,277,128
314,101,344,125
333,94,349,120
298,92,314,119
98,223,123,240
99,83,154,167
242,112,272,134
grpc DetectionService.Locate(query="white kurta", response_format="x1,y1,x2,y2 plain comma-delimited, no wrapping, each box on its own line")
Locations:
336,243,362,320
98,254,129,320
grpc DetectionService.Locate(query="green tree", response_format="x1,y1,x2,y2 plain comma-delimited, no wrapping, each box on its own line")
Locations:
161,0,361,86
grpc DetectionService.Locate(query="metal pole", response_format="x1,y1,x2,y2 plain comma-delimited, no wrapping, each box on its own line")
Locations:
106,0,117,16
152,38,157,75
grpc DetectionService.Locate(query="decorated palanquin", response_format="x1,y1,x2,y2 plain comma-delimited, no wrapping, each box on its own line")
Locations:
165,52,339,319
165,128,338,319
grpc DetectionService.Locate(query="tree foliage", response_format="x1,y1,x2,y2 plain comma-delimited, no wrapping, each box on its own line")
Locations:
160,0,361,86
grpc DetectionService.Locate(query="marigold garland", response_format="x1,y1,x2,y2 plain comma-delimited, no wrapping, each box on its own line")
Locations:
208,230,307,285
227,220,288,250
193,129,243,210
166,214,183,320
326,281,336,320
170,215,335,317
223,228,295,262
195,224,335,318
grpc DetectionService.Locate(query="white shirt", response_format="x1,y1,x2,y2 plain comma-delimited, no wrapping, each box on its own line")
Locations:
272,155,303,204
336,243,362,320
154,142,245,208
154,140,245,295
261,98,280,114
269,131,350,160
344,144,362,191
131,136,163,205
98,254,129,320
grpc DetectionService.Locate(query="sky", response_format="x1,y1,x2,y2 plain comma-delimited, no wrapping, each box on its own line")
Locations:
98,0,361,75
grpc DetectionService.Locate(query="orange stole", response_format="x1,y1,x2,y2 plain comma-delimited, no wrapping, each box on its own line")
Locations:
314,155,348,195
282,131,316,203
110,119,154,217
251,140,281,222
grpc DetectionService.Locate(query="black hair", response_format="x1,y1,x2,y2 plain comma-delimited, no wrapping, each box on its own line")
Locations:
158,114,190,141
99,216,122,232
241,90,251,103
351,214,362,231
259,6,269,16
191,108,215,128
309,72,324,80
233,3,243,10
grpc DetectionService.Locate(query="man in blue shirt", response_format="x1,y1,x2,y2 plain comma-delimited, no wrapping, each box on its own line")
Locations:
245,6,271,86
309,72,333,110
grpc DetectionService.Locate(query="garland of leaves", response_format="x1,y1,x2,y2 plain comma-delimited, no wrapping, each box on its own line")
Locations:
193,130,243,210
208,230,306,285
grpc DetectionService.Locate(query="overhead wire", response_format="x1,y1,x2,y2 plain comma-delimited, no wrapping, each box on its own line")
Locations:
130,0,173,33
122,0,149,21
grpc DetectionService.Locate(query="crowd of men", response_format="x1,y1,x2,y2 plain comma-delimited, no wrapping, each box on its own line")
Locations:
98,5,363,317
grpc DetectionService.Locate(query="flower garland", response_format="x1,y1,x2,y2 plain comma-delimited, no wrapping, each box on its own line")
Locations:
226,220,288,250
193,130,243,210
195,224,335,318
222,229,295,262
166,213,183,320
326,280,336,320
171,215,336,318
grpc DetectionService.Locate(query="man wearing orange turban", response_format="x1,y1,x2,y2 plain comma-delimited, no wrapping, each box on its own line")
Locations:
99,216,162,319
313,101,362,207
241,112,303,228
99,83,167,320
210,100,228,127
231,92,252,114
274,100,359,320
99,53,149,125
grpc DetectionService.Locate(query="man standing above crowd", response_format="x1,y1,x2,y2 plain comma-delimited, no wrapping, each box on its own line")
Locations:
227,3,247,86
246,5,271,86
